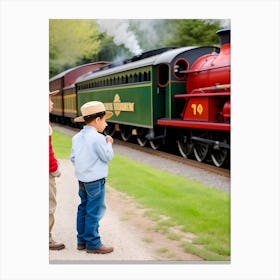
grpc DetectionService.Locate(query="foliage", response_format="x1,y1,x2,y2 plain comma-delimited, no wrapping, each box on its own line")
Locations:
49,19,100,77
129,19,223,50
96,32,132,62
165,19,223,46
49,19,227,77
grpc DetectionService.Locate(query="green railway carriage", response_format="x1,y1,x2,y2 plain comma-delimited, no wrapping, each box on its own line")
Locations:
76,64,156,128
75,46,218,146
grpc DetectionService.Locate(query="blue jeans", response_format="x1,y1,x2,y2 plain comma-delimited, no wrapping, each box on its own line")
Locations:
77,178,106,249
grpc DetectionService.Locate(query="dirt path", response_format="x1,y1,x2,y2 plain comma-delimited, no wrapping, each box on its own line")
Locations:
49,159,202,263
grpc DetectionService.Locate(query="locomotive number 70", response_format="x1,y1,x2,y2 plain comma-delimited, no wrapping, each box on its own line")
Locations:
191,103,203,115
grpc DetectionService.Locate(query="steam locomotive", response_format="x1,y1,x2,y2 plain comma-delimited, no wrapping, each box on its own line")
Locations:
50,29,230,167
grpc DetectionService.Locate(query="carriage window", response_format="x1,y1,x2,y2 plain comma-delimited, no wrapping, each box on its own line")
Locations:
133,73,137,82
157,64,169,87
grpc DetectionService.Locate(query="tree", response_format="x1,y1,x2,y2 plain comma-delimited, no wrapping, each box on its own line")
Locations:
165,19,223,46
49,19,227,77
49,19,100,77
125,19,225,52
96,32,132,62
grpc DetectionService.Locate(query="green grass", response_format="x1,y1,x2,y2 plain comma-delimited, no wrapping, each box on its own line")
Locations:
108,154,230,260
182,241,227,261
157,247,169,254
52,128,230,260
51,129,72,159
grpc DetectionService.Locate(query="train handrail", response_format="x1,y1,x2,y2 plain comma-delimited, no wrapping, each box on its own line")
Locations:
174,92,230,98
178,64,230,74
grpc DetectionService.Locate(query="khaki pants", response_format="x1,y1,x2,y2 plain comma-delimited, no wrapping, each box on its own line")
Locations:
49,174,57,242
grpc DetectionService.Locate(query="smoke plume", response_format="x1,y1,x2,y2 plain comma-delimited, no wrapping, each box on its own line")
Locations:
97,19,143,55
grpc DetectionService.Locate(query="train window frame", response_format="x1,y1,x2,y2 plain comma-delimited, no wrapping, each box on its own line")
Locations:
173,58,189,80
139,72,142,82
157,63,169,88
77,67,153,90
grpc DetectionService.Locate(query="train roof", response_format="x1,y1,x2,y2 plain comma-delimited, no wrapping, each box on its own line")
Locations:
49,61,109,81
75,46,205,84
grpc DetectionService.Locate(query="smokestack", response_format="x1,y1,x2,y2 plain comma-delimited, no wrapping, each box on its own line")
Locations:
216,28,230,45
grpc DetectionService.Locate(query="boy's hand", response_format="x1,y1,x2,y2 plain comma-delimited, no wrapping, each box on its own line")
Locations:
105,135,114,144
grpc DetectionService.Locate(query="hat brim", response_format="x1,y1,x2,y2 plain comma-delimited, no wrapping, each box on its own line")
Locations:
49,90,60,96
74,111,113,122
105,111,113,119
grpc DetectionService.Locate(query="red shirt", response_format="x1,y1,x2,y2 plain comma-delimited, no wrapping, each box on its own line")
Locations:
49,124,60,176
49,134,59,173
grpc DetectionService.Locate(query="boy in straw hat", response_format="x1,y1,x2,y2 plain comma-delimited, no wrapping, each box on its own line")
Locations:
70,101,114,254
49,90,65,250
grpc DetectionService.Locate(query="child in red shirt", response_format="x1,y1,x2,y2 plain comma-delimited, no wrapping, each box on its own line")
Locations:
49,90,65,250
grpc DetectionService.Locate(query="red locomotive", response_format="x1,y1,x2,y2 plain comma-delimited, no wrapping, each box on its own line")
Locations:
158,29,230,166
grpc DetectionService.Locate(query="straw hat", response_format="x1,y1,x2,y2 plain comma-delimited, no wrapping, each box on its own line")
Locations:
74,101,113,122
49,90,60,96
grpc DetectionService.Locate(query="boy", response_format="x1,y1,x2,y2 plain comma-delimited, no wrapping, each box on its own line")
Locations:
49,90,65,250
70,101,114,254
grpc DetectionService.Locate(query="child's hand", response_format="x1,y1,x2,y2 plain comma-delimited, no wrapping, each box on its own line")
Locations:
105,135,114,144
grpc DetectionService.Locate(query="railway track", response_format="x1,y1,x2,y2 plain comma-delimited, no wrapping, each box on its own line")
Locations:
114,138,230,178
52,123,230,179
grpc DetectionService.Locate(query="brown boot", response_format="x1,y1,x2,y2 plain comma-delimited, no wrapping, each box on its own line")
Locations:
49,240,65,250
86,245,114,254
77,243,86,250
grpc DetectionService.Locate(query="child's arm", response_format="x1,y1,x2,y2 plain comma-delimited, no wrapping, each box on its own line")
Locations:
105,135,113,144
95,134,114,162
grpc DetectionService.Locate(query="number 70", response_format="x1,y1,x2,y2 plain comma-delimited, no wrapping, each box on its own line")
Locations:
191,104,203,115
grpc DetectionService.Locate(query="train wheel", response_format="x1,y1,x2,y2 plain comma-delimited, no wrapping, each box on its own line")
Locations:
177,128,193,158
193,130,210,162
148,126,165,150
136,128,148,146
210,137,229,167
119,125,132,141
105,123,116,137
149,140,162,150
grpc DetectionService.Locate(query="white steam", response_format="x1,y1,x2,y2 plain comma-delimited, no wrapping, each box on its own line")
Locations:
97,19,143,55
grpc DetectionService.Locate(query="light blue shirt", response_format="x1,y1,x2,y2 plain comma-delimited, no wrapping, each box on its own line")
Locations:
70,125,114,182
